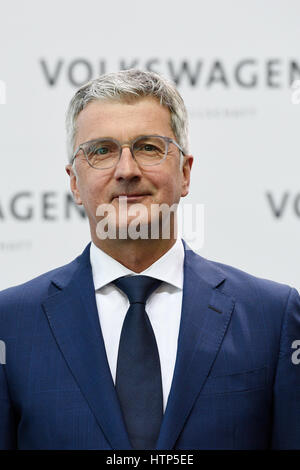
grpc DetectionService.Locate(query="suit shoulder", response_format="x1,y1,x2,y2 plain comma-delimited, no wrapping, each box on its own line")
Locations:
0,244,90,339
216,257,290,287
0,251,83,309
189,249,295,311
208,256,294,308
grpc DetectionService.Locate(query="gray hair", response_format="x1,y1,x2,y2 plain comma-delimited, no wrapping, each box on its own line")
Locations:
65,69,189,164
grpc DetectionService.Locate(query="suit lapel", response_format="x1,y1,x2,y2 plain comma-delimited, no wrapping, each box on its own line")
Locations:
156,243,235,449
42,244,131,450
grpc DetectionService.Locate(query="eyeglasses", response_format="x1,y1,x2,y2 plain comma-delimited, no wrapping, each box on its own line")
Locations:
71,135,185,170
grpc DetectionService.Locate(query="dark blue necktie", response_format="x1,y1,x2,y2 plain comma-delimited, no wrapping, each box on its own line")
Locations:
113,275,163,450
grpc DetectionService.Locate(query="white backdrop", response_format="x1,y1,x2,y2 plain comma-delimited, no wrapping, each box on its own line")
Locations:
0,0,300,291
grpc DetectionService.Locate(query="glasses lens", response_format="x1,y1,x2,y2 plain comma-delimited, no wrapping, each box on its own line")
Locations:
84,139,119,168
133,136,166,165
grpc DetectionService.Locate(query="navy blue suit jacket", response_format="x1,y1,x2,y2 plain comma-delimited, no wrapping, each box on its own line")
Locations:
0,241,300,449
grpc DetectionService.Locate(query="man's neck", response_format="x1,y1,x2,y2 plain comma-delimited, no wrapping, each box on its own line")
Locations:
90,236,177,273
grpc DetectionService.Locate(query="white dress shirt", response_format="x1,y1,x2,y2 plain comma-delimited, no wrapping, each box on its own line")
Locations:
90,238,184,412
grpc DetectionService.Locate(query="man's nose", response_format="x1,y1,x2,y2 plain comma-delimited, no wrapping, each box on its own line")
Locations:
113,146,142,180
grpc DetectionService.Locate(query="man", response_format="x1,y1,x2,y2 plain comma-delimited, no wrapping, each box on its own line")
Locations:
0,69,299,450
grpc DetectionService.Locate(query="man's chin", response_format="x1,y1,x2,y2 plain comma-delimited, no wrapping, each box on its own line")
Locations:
94,199,176,241
115,218,152,241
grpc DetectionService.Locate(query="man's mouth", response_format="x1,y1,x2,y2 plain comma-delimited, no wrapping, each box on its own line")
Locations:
112,193,151,202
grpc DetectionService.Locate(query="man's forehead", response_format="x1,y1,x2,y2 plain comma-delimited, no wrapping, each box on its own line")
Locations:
77,95,169,119
75,96,174,143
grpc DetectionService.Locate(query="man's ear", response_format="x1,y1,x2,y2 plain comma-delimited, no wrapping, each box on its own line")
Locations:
65,164,83,205
181,155,193,197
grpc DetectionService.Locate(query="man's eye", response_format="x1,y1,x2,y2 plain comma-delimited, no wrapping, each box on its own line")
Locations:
94,147,109,155
143,144,157,151
136,144,159,152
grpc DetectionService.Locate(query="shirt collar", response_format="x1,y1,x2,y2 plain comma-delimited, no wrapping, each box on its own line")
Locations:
90,238,184,291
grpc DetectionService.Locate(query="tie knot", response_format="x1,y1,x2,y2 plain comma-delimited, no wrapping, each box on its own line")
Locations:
113,275,162,304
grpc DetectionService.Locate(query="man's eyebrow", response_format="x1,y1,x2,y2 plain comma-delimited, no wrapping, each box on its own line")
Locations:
81,134,165,144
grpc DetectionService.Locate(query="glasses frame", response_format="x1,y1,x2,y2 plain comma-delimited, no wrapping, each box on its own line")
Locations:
71,134,186,170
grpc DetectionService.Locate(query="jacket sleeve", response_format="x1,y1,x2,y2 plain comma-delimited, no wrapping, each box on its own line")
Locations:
271,287,300,449
0,363,17,449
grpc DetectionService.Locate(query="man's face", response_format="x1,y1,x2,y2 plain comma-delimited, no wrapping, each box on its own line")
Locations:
66,96,193,241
